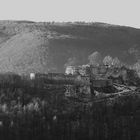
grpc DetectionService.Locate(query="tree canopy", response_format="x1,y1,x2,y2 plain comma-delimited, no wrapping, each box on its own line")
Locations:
88,51,102,66
103,55,113,66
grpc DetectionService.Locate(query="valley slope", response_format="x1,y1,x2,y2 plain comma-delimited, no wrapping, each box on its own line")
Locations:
0,21,139,74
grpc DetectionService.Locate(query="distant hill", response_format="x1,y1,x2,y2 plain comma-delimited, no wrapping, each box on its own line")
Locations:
0,20,139,74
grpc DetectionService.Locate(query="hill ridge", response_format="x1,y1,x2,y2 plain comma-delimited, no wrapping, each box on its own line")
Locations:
0,21,139,74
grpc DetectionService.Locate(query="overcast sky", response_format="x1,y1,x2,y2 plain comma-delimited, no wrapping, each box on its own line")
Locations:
0,0,140,28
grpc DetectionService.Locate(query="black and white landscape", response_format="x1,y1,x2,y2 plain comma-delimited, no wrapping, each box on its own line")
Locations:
0,21,140,73
0,20,139,140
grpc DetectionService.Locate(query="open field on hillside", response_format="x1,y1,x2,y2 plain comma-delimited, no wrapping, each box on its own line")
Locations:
0,21,140,73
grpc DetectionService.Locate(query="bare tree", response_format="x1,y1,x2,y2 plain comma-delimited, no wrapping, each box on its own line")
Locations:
103,55,113,66
112,57,121,67
133,61,140,77
88,51,102,66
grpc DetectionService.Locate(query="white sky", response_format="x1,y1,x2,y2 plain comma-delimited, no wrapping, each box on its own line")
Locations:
0,0,140,28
